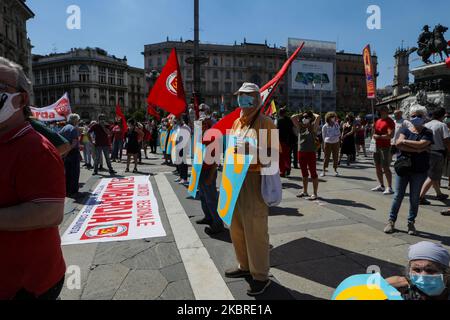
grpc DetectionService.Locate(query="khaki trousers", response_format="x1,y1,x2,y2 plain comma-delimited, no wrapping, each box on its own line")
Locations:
230,172,270,281
324,142,340,170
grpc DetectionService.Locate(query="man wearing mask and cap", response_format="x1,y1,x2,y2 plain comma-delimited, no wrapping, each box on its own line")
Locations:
0,57,66,300
224,82,277,296
388,241,450,300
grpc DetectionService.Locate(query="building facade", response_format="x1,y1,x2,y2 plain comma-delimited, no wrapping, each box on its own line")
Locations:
336,51,378,114
287,38,337,113
32,48,146,121
0,0,34,76
143,40,287,111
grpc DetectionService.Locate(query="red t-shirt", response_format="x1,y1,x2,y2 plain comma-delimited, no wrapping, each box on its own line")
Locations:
0,122,66,299
375,118,395,148
112,125,123,141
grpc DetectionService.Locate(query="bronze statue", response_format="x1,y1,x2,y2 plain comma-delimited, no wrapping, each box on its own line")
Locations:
413,24,449,64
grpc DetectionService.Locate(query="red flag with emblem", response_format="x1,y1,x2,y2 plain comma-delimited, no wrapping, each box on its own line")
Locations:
212,43,305,135
147,48,187,116
115,103,128,138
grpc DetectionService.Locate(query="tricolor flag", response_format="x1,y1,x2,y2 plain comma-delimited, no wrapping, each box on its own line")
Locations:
212,42,305,135
265,100,277,116
147,48,187,116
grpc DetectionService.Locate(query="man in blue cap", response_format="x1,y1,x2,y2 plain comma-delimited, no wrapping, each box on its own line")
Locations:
388,241,450,300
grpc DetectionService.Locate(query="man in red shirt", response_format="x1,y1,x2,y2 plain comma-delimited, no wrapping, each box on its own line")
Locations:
88,114,117,175
372,106,395,195
0,57,66,300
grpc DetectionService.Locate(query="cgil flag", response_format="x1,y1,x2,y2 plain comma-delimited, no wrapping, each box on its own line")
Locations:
147,48,187,117
212,42,305,135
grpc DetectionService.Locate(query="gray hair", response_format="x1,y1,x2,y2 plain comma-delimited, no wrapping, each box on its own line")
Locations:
0,57,32,95
409,105,428,117
68,113,80,125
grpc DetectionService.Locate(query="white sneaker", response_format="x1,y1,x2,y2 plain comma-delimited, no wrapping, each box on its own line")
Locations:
320,173,326,178
371,186,385,192
383,187,394,195
335,172,340,177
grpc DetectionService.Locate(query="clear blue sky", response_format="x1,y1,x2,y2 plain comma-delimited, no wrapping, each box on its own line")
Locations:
27,0,449,87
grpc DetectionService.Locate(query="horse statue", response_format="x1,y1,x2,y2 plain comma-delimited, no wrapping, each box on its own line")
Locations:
412,24,450,64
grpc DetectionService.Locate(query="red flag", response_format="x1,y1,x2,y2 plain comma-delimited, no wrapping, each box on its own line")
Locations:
446,57,450,69
115,103,128,138
147,48,187,116
147,104,161,120
212,43,305,134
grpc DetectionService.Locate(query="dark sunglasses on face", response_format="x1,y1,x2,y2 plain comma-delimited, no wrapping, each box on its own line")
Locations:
412,114,424,119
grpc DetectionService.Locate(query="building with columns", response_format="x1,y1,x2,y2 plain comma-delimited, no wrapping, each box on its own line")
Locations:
143,39,288,111
0,0,34,76
32,47,145,121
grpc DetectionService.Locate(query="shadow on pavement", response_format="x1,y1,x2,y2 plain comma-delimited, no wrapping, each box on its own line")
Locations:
271,238,404,289
269,207,304,217
337,175,376,182
396,230,450,246
282,183,302,190
323,198,376,210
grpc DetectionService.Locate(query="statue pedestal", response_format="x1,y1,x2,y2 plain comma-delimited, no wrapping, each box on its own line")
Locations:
400,62,450,116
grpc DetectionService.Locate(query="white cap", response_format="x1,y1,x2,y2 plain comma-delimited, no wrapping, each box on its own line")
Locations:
234,82,260,95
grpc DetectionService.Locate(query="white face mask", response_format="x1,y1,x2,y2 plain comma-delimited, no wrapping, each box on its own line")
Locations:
0,92,21,123
302,118,311,125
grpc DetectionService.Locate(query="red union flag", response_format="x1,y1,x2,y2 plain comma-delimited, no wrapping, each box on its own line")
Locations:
212,43,305,135
115,103,128,138
363,45,376,99
147,48,187,116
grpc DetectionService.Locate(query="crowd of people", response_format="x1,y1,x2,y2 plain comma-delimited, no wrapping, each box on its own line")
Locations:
1,55,450,300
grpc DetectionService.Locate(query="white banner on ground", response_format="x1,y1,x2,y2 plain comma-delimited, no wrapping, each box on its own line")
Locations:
61,176,166,245
30,93,72,122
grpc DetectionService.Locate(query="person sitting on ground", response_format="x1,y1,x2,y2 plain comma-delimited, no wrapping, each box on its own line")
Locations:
387,241,450,300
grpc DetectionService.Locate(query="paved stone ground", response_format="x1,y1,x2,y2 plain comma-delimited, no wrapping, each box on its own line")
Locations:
59,149,450,300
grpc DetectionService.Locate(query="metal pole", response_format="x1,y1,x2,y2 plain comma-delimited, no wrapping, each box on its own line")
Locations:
371,99,375,137
193,0,200,101
320,79,323,125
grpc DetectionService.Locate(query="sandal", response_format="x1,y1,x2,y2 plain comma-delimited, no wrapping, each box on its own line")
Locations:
125,168,130,173
133,168,138,173
307,195,318,201
297,192,309,198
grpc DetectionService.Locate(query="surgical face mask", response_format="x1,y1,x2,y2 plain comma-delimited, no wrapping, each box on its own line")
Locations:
302,118,311,125
238,95,255,109
410,274,446,297
410,116,425,127
0,92,21,123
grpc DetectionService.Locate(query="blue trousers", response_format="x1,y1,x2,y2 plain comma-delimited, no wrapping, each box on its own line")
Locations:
64,150,81,195
389,172,427,223
198,167,223,230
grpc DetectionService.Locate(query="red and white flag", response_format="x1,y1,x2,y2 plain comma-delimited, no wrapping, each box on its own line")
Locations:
147,48,187,117
30,93,72,122
212,42,305,135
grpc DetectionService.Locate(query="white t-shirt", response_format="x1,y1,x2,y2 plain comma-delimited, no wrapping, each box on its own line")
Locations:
425,120,450,151
322,123,341,144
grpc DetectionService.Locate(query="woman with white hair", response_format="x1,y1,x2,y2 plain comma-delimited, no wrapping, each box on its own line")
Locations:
384,106,433,235
59,113,81,197
388,241,450,300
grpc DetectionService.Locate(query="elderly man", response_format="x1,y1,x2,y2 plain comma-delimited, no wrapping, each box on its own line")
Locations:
388,241,450,300
0,57,66,300
224,82,277,296
59,113,81,197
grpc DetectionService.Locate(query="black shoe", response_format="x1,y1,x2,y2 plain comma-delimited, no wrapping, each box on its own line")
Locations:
109,170,117,175
247,279,272,296
420,198,431,205
225,268,251,279
205,226,225,236
196,218,212,225
441,209,450,216
92,171,98,176
437,194,449,201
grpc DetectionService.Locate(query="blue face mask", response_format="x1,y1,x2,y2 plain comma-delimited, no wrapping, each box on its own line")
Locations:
410,274,446,297
410,116,425,127
238,95,255,109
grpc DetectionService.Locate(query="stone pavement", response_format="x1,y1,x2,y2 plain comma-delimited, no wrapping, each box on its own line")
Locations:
59,151,450,300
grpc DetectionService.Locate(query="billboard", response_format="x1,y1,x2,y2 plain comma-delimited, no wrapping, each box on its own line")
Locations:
291,60,334,91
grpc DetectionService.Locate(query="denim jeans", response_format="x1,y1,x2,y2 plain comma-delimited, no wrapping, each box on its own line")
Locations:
112,139,123,161
82,142,93,166
389,172,428,223
94,146,114,172
64,149,81,195
198,167,223,230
